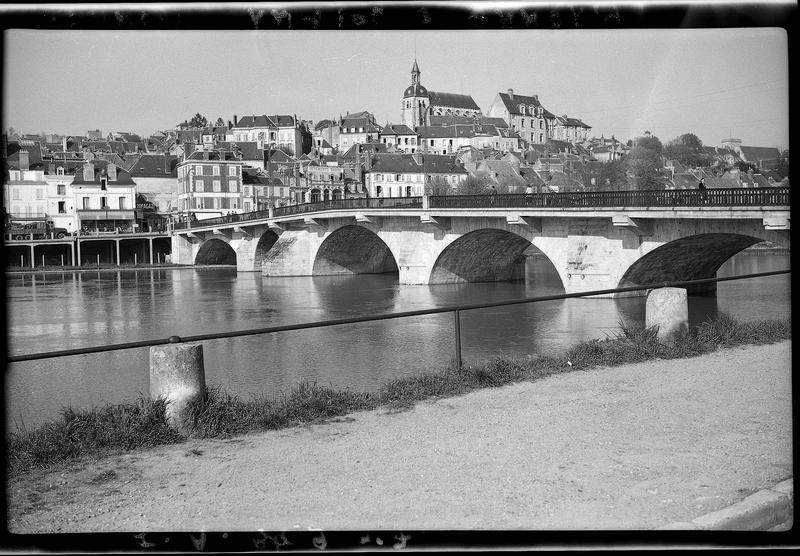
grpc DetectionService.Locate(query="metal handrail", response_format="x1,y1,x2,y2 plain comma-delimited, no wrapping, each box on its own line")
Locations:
6,269,790,364
169,188,790,230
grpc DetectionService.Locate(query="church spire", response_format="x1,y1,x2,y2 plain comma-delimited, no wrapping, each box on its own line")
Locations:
411,59,420,85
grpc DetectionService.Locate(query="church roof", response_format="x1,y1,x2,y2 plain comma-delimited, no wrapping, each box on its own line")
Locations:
427,91,481,111
403,82,429,99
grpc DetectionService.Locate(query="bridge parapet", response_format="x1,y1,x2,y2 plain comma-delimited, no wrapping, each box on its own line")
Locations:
171,188,789,235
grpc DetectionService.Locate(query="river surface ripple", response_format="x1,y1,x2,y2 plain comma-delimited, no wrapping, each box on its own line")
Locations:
4,252,790,431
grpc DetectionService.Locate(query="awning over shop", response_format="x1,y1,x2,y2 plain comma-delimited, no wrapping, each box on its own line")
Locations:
77,210,135,221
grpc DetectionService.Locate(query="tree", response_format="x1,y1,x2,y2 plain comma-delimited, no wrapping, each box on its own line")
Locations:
424,176,451,195
598,159,630,191
454,174,490,195
664,133,710,168
189,113,208,128
627,134,668,190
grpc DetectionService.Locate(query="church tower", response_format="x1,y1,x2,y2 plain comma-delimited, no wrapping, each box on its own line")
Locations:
402,59,429,129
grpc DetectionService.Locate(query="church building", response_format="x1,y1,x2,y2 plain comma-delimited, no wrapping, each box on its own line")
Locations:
401,60,482,128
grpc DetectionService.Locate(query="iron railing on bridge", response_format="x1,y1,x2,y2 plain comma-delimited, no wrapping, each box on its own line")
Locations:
170,187,789,231
428,187,790,209
6,270,790,369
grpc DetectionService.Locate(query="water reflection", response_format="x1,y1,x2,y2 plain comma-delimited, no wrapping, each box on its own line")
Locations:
4,252,790,430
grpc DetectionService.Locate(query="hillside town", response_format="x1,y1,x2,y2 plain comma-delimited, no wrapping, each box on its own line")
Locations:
3,60,789,236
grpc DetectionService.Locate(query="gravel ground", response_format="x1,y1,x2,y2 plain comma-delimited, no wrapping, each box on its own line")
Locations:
6,341,792,533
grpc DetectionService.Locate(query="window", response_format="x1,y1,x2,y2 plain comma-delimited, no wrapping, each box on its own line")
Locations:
57,167,65,176
100,177,108,190
195,165,203,176
194,180,203,192
395,174,401,181
213,180,221,192
101,196,108,209
213,165,220,176
229,166,237,176
58,184,66,195
12,188,20,200
406,186,412,197
119,197,126,209
83,197,90,209
244,186,251,196
229,181,238,192
244,201,251,212
58,201,66,214
429,140,434,147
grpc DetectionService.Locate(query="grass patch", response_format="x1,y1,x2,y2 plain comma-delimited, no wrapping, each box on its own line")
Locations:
6,314,790,477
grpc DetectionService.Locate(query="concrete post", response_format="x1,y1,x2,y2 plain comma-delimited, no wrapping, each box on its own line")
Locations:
646,287,689,343
149,342,206,433
116,239,121,265
149,237,154,264
30,245,35,268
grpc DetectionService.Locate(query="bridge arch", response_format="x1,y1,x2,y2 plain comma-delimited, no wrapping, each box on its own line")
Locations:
195,238,237,265
253,230,281,269
430,228,545,284
313,225,398,276
617,232,771,293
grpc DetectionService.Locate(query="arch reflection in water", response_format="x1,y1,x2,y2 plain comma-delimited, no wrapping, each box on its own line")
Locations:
3,252,790,430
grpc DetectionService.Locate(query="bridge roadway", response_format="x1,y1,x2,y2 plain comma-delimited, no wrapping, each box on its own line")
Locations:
171,188,790,296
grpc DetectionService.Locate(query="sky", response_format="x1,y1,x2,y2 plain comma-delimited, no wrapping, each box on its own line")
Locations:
3,27,789,150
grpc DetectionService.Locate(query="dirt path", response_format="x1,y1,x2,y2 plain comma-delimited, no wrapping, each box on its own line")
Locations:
6,341,792,532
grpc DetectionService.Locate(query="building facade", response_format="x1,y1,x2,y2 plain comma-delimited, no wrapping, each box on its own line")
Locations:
176,150,245,220
486,89,551,146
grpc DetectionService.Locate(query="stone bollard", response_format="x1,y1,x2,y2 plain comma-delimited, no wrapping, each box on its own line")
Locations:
150,342,206,433
646,287,689,343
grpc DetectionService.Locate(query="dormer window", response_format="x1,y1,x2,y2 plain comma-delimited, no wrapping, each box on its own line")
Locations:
56,167,64,176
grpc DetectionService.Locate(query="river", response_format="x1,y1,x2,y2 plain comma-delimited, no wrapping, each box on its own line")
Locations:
4,250,790,431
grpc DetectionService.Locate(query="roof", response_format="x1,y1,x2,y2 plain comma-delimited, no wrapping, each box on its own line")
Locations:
427,91,481,111
497,92,545,115
558,116,591,129
216,141,263,161
381,124,416,136
315,119,335,131
263,148,295,163
123,154,179,177
368,153,467,174
738,146,781,162
184,150,243,162
403,82,429,99
232,115,296,129
341,143,389,159
71,160,137,185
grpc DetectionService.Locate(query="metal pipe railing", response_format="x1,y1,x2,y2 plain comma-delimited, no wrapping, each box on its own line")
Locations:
6,269,789,364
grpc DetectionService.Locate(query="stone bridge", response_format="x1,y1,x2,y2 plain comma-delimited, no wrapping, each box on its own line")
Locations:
170,189,790,297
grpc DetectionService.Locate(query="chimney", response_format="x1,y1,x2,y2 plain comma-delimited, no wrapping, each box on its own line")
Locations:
365,154,372,171
233,114,238,126
83,162,94,181
107,162,117,181
62,136,68,152
533,94,538,101
19,149,29,170
507,88,514,100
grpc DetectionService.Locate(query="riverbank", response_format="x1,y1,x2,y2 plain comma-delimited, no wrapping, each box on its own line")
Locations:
5,338,792,534
6,314,791,478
